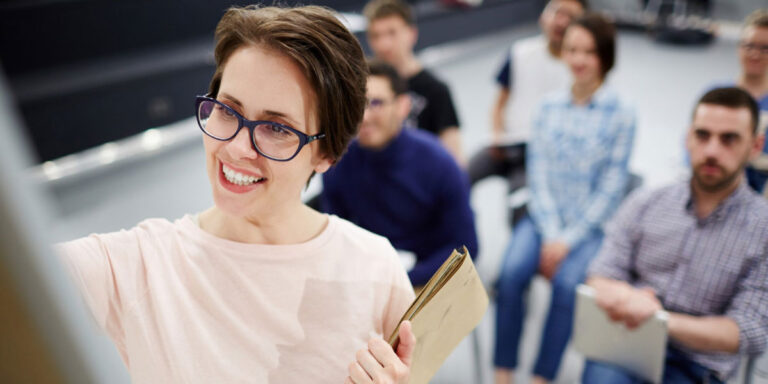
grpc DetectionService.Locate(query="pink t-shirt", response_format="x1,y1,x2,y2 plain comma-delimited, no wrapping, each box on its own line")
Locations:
57,214,414,383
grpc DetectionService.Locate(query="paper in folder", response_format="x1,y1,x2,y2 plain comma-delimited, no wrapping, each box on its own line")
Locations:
388,246,489,384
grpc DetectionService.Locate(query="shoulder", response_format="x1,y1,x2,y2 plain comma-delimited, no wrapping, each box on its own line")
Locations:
624,183,683,215
538,89,571,109
411,69,450,93
327,215,402,265
742,191,768,227
60,217,178,250
403,129,456,164
324,142,361,175
513,35,546,54
595,88,637,120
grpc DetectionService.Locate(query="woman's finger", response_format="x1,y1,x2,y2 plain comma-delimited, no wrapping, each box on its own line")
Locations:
357,347,386,379
396,320,416,367
348,360,373,384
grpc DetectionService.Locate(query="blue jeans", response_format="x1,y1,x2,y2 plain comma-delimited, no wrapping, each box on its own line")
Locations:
493,216,604,380
582,347,725,384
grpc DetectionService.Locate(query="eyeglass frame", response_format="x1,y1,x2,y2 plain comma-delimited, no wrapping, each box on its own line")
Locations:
739,41,768,55
195,95,326,162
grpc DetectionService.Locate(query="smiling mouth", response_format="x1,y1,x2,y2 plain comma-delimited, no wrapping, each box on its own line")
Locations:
221,163,266,186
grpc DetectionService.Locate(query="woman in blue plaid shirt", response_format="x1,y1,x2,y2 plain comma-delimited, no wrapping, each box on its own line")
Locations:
494,13,636,384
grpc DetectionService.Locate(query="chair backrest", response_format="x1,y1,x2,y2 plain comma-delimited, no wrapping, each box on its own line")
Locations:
745,352,768,384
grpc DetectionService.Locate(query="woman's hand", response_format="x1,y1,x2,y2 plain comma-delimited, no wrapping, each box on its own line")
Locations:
345,321,416,384
539,241,569,280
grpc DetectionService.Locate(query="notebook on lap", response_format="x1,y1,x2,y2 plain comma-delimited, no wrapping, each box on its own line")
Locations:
573,284,668,384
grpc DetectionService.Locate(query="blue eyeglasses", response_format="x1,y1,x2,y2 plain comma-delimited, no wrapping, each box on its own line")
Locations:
195,96,325,161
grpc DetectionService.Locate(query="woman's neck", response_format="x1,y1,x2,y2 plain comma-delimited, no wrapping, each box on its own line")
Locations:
738,72,768,99
571,79,603,105
198,203,327,245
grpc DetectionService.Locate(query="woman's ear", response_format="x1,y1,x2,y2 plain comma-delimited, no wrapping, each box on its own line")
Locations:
313,154,334,174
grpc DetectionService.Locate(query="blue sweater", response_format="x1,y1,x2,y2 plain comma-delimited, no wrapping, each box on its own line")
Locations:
321,128,478,286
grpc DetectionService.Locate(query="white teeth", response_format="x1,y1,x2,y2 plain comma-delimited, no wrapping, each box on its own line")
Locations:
222,164,263,186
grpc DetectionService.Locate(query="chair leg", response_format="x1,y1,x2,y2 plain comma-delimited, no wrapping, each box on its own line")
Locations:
472,328,484,384
744,356,755,384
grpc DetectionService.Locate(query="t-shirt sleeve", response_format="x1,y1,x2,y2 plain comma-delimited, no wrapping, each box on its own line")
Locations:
495,53,512,89
55,229,143,347
433,82,460,133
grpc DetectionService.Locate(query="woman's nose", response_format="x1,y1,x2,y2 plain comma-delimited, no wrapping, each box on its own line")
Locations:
226,127,259,159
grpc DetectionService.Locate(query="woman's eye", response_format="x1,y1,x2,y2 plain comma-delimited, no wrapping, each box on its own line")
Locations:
271,125,289,135
214,105,239,120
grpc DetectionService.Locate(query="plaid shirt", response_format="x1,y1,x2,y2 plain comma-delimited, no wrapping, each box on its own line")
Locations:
527,87,636,247
589,180,768,378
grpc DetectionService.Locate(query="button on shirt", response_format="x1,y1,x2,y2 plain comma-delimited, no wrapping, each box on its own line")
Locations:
527,87,636,247
589,181,768,378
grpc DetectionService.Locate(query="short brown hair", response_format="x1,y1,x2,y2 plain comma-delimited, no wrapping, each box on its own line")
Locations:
695,87,759,135
363,0,415,26
744,8,768,29
209,5,368,163
367,59,407,95
570,13,616,78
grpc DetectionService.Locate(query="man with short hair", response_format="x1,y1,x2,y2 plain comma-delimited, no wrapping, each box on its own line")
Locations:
737,9,768,193
320,60,478,287
467,0,586,224
583,87,768,384
364,0,464,165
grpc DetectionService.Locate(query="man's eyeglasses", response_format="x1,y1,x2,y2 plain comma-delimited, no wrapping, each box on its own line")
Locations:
365,97,394,111
195,96,325,162
740,42,768,55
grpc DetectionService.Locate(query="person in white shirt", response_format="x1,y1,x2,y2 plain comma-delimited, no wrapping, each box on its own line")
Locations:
467,0,585,225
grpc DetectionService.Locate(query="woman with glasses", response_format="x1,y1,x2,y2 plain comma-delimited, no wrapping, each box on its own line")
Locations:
493,13,636,384
57,5,415,383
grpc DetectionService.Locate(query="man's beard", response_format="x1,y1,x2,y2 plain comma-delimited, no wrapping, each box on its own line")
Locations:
691,159,742,193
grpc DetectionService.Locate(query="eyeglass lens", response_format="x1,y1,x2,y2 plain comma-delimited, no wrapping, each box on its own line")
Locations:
197,99,301,160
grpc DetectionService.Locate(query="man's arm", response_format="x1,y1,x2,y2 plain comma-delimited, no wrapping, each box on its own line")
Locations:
490,87,511,143
490,52,512,144
667,314,740,353
410,160,478,286
589,276,741,353
438,127,465,168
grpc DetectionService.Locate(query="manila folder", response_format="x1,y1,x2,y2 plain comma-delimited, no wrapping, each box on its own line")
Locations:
388,246,488,384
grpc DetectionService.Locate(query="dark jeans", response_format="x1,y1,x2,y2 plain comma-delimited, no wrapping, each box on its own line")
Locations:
582,347,725,384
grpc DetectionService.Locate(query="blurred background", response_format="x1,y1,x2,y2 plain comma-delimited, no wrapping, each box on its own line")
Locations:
1,0,766,383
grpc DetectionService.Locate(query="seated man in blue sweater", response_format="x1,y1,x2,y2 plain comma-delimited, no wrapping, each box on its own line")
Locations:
321,60,478,287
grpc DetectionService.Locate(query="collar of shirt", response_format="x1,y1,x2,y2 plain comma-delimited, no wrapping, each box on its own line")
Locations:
556,84,618,109
683,178,752,223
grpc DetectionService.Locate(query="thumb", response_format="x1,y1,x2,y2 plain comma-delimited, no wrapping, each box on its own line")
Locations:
640,286,656,298
396,320,416,367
